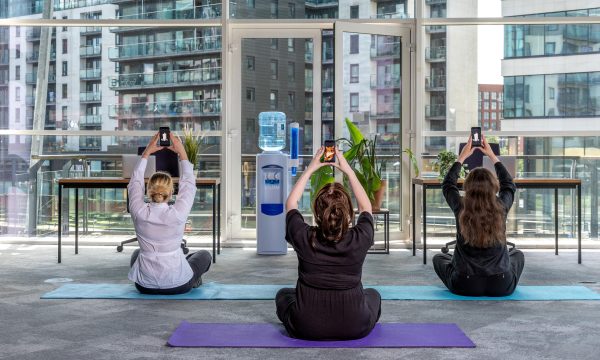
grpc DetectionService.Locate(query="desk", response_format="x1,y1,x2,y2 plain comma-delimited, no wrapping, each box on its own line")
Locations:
57,177,221,264
353,209,390,254
412,178,582,264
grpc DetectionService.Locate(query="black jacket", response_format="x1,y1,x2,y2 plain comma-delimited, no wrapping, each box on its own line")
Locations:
442,161,517,276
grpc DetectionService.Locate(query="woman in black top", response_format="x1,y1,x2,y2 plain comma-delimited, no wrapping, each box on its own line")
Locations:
276,147,381,340
433,135,525,296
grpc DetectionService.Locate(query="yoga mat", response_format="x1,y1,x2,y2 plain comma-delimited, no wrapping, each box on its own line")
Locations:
166,321,476,348
41,283,600,301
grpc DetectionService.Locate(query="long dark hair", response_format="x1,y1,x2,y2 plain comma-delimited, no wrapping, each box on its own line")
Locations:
311,183,354,248
459,168,506,248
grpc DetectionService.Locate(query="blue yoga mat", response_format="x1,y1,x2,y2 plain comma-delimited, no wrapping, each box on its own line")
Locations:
41,283,600,301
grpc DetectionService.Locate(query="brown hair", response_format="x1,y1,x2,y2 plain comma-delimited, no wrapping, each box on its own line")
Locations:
459,168,506,248
311,183,354,247
147,171,173,203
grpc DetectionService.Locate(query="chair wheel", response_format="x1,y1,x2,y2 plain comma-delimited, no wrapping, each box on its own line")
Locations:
117,245,123,253
441,247,449,254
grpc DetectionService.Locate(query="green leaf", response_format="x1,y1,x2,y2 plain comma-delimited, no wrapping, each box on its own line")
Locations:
344,118,364,144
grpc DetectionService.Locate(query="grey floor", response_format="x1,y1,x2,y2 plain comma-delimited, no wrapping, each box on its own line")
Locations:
1,244,599,360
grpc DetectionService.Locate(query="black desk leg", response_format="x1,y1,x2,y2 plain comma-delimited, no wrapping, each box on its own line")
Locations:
58,184,62,264
554,187,558,255
75,188,79,255
412,183,416,256
212,184,216,264
217,183,221,255
385,212,389,254
423,186,427,265
578,184,582,264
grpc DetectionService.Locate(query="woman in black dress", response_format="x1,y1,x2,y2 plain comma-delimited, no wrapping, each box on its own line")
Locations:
433,135,525,296
276,147,381,340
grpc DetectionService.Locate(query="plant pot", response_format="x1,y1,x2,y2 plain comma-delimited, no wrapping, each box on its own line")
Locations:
371,180,387,211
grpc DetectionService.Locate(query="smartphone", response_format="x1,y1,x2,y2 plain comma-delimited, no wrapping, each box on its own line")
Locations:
159,126,171,147
322,140,336,163
471,127,482,147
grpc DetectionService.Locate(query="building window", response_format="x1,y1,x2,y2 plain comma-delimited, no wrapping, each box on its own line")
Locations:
15,108,20,123
271,38,278,50
62,61,68,76
350,5,359,19
288,91,295,109
62,84,68,99
15,87,20,101
62,39,68,54
491,112,497,120
548,87,555,100
492,101,497,110
350,64,359,83
484,112,489,120
350,93,359,112
63,16,68,31
288,38,294,52
15,65,20,80
246,56,255,71
62,106,68,122
484,92,489,100
270,60,278,80
247,0,255,8
15,44,20,59
491,92,497,100
484,101,489,109
285,62,295,81
350,35,359,54
270,90,278,109
288,3,295,18
246,87,255,102
15,26,20,37
270,0,278,19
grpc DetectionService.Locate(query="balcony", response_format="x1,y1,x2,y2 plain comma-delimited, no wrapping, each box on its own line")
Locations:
323,47,334,64
305,0,338,8
26,28,55,41
117,4,221,20
26,51,57,63
0,29,9,44
371,43,401,58
80,45,101,58
0,55,9,66
80,68,102,80
425,104,446,119
80,92,102,103
26,95,57,107
425,0,447,5
425,75,446,91
79,136,101,151
79,114,102,127
80,26,102,35
373,12,408,19
371,74,401,89
109,99,221,119
371,103,401,119
425,46,446,62
26,73,57,84
426,25,446,34
54,0,114,10
108,36,221,61
322,79,333,92
108,68,221,91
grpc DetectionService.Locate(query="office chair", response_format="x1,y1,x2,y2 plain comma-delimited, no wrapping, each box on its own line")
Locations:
117,147,189,254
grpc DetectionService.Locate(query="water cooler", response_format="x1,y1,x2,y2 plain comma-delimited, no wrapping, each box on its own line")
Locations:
256,112,299,255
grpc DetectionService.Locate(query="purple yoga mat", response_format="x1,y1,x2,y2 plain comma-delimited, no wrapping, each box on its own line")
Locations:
167,322,475,348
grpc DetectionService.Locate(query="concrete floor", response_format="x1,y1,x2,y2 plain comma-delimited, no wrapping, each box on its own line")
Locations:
0,244,599,360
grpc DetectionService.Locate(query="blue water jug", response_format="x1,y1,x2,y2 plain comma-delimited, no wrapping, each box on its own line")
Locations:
258,112,286,152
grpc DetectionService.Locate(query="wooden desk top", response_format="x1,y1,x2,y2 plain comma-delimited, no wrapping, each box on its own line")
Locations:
412,177,581,186
59,177,220,186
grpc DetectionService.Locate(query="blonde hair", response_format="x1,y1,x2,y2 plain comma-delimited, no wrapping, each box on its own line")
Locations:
147,172,173,203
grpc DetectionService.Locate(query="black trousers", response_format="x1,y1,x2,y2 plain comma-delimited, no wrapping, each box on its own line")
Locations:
433,249,525,297
129,249,212,295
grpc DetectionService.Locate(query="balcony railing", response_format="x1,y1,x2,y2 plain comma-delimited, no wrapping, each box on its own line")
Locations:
80,92,102,102
0,55,9,65
373,12,408,19
426,25,446,33
371,102,401,118
26,94,56,106
80,26,102,35
80,68,102,80
425,104,446,118
425,0,447,5
26,28,55,41
370,74,401,89
323,47,333,63
305,0,338,8
0,29,9,44
425,75,446,91
322,79,333,92
79,136,102,151
26,73,57,84
26,51,57,63
108,36,221,60
79,114,102,126
53,0,114,10
80,45,101,57
425,46,446,61
371,43,401,58
117,4,222,20
109,99,221,118
108,68,221,90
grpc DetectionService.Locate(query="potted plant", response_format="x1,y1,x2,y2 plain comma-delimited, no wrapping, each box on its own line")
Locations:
432,150,468,180
182,124,204,175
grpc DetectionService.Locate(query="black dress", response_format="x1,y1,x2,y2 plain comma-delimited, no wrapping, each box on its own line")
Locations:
275,209,381,340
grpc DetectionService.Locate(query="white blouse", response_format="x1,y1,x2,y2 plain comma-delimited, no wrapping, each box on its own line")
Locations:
127,157,197,289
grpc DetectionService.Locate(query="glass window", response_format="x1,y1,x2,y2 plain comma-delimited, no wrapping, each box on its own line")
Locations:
62,39,68,54
62,84,67,99
561,73,590,116
350,64,359,83
288,3,295,18
484,92,489,100
62,16,68,32
247,0,255,8
491,112,497,120
546,74,562,116
484,112,489,120
270,90,278,109
350,35,359,54
492,101,497,110
15,44,20,59
491,92,497,100
246,87,255,102
15,108,20,123
350,93,359,112
287,91,295,109
287,62,295,81
524,75,544,117
271,39,278,50
247,56,255,71
62,61,68,76
484,101,489,110
270,60,278,80
15,87,20,101
350,6,359,19
270,0,278,19
15,65,19,81
288,38,294,52
590,72,600,115
15,26,20,37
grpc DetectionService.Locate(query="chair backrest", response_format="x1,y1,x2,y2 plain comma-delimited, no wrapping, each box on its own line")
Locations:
458,142,500,171
137,146,179,177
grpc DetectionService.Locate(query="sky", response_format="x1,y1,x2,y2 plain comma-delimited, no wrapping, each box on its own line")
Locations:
477,0,503,84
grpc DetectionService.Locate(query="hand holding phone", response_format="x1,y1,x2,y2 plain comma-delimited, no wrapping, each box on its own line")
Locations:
322,140,336,163
159,126,171,147
471,127,482,147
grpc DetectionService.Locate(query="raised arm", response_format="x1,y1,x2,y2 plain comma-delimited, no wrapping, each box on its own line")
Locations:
335,148,371,214
481,136,516,211
286,147,327,212
443,136,475,213
168,133,197,220
128,133,161,216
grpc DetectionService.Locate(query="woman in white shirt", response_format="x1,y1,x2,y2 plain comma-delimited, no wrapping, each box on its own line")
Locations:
128,132,212,295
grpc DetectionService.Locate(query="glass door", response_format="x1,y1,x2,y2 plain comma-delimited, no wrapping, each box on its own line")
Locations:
335,23,411,236
227,28,322,239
